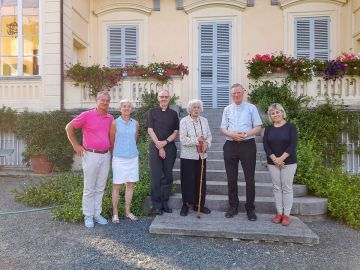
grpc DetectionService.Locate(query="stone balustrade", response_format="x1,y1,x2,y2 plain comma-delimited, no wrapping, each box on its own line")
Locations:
250,74,360,107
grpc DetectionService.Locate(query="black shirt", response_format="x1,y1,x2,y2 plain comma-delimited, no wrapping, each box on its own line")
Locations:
146,107,179,141
263,122,298,165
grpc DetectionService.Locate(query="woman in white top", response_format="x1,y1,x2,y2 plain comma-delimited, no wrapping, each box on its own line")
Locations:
179,99,212,216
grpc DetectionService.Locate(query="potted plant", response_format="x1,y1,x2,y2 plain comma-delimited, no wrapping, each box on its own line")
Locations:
15,111,75,173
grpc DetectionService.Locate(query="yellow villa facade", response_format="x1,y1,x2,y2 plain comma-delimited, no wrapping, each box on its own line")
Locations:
0,0,360,111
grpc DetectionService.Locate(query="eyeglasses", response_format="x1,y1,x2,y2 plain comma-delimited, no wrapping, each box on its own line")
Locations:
159,96,169,99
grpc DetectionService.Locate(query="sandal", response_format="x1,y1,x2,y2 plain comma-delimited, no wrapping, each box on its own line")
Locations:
126,212,138,221
112,214,120,224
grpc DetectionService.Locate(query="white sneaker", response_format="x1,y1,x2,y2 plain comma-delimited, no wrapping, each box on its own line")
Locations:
94,215,108,225
84,216,94,228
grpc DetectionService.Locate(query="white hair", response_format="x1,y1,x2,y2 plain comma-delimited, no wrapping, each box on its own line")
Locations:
187,99,203,114
119,99,132,108
267,103,287,121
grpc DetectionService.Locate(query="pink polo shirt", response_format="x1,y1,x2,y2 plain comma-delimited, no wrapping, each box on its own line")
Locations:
71,109,114,151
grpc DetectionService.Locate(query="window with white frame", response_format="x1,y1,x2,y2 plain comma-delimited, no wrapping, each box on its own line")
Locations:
108,25,138,67
295,17,330,61
0,0,39,76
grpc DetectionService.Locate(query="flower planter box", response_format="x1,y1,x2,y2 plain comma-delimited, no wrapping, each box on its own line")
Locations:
125,70,146,76
165,69,182,76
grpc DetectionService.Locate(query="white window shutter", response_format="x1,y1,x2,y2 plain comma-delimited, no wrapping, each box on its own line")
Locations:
108,26,138,67
216,23,231,108
109,27,123,67
199,23,215,108
124,26,138,66
295,17,330,60
295,18,311,59
314,18,330,61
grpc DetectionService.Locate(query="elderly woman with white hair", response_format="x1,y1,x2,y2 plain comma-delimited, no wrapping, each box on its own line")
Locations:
110,99,139,223
179,99,212,216
263,103,298,226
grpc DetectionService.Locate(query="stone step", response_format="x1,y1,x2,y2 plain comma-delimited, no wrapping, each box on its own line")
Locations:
175,142,264,151
149,210,319,245
168,193,328,216
174,159,268,171
173,169,272,182
176,150,267,161
173,180,308,197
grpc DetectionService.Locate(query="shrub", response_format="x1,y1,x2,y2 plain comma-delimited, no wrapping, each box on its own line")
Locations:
15,110,74,171
296,140,360,229
0,106,17,133
13,139,151,222
248,81,310,120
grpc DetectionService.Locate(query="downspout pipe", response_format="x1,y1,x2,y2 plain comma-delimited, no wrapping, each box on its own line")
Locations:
60,0,64,110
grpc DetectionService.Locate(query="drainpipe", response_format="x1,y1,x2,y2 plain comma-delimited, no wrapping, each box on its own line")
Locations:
60,0,64,110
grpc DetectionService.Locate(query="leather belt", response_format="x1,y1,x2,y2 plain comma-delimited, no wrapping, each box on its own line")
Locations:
84,148,109,154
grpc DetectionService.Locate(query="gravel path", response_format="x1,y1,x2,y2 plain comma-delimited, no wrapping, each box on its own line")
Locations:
0,177,359,270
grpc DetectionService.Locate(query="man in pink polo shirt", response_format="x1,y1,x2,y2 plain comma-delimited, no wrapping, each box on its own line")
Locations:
65,91,114,228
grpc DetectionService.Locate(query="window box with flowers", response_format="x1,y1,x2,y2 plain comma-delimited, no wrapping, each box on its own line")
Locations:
246,53,313,82
66,62,189,97
247,52,360,83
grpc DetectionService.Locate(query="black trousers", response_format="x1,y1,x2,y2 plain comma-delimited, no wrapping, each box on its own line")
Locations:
180,158,207,207
223,139,256,210
149,142,177,209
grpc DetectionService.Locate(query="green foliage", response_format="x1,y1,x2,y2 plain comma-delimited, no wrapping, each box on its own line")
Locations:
295,140,360,229
13,140,151,222
15,110,74,171
0,106,17,133
295,101,347,167
248,81,310,120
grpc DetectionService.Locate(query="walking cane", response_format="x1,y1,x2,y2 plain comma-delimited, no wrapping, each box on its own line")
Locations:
197,152,205,219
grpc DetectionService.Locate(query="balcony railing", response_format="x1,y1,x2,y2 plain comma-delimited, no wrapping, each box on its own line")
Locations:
250,74,360,107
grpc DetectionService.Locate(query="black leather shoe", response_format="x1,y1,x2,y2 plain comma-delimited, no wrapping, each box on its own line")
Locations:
180,204,189,216
194,206,211,214
246,209,257,221
162,205,173,213
225,207,238,218
152,208,163,215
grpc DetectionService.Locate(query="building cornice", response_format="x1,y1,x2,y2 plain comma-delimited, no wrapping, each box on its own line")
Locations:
279,0,347,9
93,3,152,16
183,0,247,14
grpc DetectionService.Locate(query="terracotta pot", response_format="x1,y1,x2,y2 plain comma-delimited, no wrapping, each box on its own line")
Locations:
30,154,55,174
126,70,145,76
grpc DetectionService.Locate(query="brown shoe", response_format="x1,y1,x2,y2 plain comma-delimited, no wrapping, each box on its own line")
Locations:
272,214,283,224
282,215,291,226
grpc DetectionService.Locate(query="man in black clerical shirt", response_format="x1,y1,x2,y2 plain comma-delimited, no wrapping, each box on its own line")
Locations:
147,90,179,215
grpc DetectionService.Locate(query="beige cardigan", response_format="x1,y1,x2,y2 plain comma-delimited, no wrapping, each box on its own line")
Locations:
179,115,212,160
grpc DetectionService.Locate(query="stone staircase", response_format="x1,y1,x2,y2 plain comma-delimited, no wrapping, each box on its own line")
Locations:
149,108,327,244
